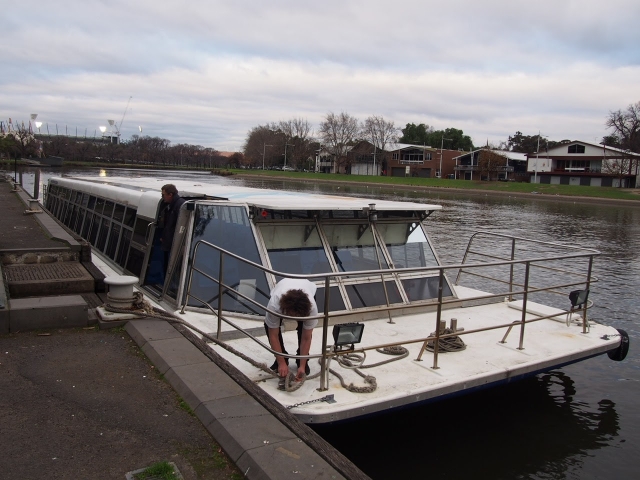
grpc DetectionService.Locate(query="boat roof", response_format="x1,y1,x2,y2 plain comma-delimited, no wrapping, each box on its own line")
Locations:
58,175,443,213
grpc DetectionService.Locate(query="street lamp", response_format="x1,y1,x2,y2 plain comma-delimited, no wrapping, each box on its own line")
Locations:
439,136,452,179
262,143,273,170
533,132,548,184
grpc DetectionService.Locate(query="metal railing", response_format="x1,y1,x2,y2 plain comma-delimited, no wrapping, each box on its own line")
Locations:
180,232,600,390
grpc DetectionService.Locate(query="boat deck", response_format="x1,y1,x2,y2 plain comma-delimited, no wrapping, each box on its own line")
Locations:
177,286,619,424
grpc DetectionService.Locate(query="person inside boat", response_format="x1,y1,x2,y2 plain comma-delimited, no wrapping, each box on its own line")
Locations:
159,184,186,274
264,278,318,380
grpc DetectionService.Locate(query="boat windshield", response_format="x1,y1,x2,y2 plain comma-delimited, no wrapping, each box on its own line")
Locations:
256,217,451,310
188,205,270,314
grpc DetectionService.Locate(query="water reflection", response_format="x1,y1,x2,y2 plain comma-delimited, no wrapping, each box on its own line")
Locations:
314,372,619,480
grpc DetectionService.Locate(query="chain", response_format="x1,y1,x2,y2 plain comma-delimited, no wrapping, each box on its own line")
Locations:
601,333,621,340
286,394,335,410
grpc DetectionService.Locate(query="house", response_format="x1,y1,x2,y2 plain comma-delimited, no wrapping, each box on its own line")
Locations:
384,143,458,178
526,141,640,187
316,141,384,175
453,149,528,181
346,141,382,176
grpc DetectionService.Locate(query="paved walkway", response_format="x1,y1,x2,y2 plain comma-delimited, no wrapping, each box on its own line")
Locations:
0,175,364,480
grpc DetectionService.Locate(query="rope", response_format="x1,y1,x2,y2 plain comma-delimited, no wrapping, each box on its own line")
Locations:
425,328,466,352
104,296,276,377
104,298,410,395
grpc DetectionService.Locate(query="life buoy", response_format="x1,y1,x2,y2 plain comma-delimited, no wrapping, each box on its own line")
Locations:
607,329,630,361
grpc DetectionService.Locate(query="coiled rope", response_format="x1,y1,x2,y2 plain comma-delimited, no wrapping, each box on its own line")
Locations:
425,328,466,352
104,296,409,394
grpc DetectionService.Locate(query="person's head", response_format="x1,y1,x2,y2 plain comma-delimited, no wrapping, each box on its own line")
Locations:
279,289,312,317
161,184,178,203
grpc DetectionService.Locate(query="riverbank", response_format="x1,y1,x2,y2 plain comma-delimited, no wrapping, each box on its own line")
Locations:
231,170,640,207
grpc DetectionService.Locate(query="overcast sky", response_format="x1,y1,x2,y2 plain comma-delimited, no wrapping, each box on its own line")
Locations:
2,0,639,151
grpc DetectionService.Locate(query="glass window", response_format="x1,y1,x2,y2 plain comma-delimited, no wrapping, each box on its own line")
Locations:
260,224,332,276
315,286,346,313
95,197,105,215
401,277,453,301
376,223,438,269
323,224,388,272
126,247,144,277
113,204,125,223
116,229,131,267
188,205,270,315
96,218,110,252
88,214,99,245
346,281,402,308
106,223,121,260
123,207,136,227
103,201,114,218
132,218,149,245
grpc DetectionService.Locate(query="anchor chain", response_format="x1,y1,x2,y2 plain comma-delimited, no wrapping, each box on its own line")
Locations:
287,394,335,410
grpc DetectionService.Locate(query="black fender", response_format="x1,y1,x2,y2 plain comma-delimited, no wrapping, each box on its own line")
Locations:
607,329,630,362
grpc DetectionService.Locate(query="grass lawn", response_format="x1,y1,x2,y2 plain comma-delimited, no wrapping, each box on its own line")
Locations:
225,169,640,201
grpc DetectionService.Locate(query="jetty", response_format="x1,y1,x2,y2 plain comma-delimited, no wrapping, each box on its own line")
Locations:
0,175,366,480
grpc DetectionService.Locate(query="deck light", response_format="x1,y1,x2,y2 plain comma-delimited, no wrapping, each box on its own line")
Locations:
332,323,365,349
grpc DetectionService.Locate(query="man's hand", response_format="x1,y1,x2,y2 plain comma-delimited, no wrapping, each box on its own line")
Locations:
277,360,289,378
295,367,306,382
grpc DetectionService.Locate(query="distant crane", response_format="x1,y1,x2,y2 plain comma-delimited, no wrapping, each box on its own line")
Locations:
110,96,132,141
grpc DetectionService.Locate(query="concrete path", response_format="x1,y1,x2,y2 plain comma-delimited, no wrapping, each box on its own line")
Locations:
0,174,367,480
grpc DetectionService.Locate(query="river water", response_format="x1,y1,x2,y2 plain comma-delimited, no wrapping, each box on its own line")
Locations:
9,166,639,479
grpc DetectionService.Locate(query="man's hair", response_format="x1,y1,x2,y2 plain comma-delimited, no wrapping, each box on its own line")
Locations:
279,289,312,317
161,184,178,195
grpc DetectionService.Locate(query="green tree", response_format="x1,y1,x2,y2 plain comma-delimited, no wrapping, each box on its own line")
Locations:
507,132,560,154
399,124,474,150
398,123,433,145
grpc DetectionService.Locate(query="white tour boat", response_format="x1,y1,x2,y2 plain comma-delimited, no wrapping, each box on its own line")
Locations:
45,175,629,424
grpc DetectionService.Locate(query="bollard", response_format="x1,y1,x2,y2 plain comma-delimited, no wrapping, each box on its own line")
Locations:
104,275,139,308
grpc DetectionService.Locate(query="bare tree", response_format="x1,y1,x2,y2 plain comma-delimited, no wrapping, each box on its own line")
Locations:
318,112,359,173
606,101,640,176
277,118,314,168
606,101,640,153
478,150,507,181
602,155,633,186
361,115,398,151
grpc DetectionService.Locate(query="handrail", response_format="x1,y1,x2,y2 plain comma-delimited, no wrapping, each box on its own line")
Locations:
181,231,600,391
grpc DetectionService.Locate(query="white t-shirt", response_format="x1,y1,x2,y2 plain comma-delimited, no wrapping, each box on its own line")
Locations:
264,278,318,330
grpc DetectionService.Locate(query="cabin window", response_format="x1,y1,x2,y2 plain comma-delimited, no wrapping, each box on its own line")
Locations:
123,208,136,227
188,205,270,315
346,281,402,308
259,224,332,276
96,218,110,252
322,224,389,272
116,229,132,267
315,285,346,313
113,204,125,223
106,223,121,260
401,276,453,301
95,197,105,215
132,218,149,245
376,223,438,268
103,201,115,218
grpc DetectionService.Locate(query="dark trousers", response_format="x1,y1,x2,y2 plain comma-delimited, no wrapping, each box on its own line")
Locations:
264,320,304,367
